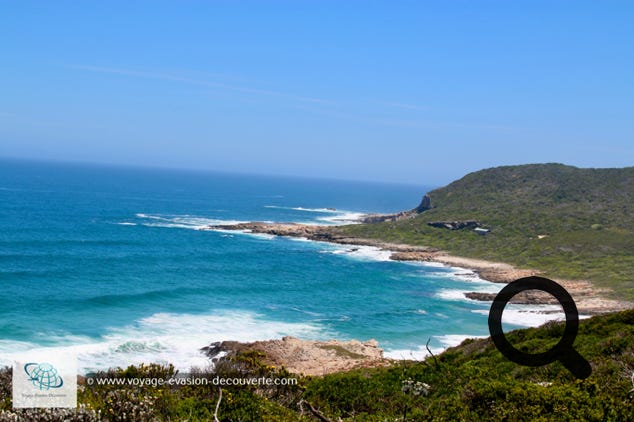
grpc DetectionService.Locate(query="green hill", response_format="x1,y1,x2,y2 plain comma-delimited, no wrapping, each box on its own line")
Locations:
341,163,634,299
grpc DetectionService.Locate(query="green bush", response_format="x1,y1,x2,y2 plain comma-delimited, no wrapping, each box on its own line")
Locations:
1,309,633,420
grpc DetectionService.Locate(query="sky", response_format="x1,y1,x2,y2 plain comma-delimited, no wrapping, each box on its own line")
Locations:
1,1,633,185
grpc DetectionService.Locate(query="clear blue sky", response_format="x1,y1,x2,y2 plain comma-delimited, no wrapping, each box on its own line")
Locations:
1,1,632,185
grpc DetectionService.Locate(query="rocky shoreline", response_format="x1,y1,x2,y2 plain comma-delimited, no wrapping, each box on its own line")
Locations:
202,222,633,315
196,221,633,375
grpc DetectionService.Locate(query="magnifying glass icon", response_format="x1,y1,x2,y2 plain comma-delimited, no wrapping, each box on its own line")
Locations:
488,276,592,379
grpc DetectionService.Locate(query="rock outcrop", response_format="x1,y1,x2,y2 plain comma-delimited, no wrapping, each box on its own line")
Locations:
427,220,481,230
415,194,432,212
390,251,437,261
202,337,389,376
362,210,414,223
361,194,433,223
464,291,559,305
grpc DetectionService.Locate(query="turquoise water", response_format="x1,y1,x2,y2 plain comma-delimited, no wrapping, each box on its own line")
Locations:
0,159,509,372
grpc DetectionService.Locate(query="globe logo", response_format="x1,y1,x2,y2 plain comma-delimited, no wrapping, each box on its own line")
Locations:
23,362,64,390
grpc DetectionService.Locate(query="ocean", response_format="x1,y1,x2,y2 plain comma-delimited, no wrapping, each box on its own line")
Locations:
0,159,555,373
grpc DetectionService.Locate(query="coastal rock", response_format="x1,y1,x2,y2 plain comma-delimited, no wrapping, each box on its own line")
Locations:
415,194,432,212
202,337,389,376
464,291,560,305
464,279,634,314
360,194,432,223
200,222,436,253
390,251,436,261
361,210,415,223
463,292,496,301
200,341,225,360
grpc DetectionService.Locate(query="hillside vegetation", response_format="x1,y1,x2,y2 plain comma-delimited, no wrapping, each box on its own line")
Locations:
2,309,634,420
341,164,634,299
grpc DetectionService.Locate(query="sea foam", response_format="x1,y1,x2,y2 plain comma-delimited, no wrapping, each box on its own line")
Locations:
134,213,246,230
470,305,589,328
263,205,364,225
264,205,339,213
0,311,326,374
321,245,393,262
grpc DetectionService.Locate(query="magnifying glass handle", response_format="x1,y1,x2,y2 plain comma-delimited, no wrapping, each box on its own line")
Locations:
559,349,592,379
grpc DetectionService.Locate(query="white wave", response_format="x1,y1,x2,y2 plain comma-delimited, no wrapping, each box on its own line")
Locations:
385,343,446,360
422,265,487,283
414,261,447,268
435,283,501,302
435,334,488,348
0,311,326,374
211,228,241,235
116,222,137,226
470,303,588,329
317,212,365,225
436,289,471,301
240,231,277,240
443,270,482,282
322,245,393,262
264,205,339,213
135,213,163,220
264,205,364,225
426,272,483,283
204,227,278,241
143,223,204,230
135,213,246,230
384,347,442,360
385,333,487,360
